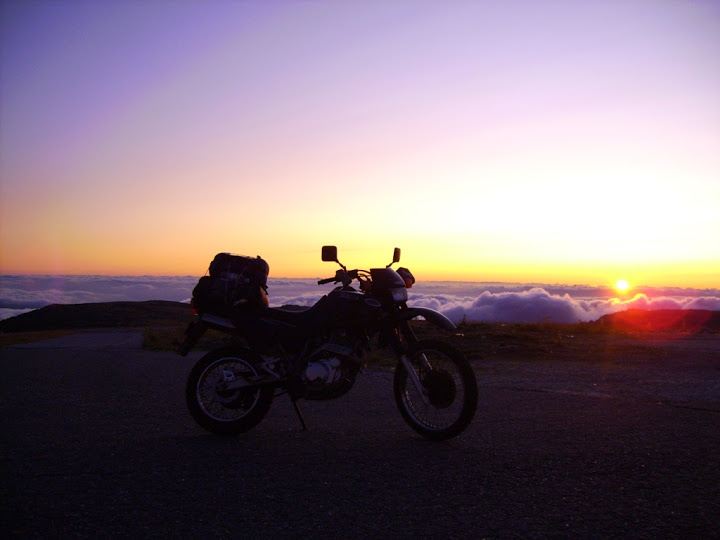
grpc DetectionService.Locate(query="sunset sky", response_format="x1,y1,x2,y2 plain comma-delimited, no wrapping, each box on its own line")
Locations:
1,1,718,288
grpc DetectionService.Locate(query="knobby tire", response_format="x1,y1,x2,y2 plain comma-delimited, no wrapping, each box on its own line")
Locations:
186,347,274,435
394,339,478,441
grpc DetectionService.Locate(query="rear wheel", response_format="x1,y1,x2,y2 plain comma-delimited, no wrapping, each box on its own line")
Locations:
394,339,478,441
186,347,274,435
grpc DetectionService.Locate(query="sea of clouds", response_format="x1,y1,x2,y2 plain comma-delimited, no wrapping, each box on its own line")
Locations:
2,275,719,324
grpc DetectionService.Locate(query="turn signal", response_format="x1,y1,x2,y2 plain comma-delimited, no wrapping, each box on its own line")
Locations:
397,267,415,288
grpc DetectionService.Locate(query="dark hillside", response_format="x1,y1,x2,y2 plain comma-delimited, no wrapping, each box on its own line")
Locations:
0,301,191,333
3,302,718,337
596,309,720,333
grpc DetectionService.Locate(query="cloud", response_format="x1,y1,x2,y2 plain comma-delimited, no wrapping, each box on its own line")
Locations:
411,288,586,324
0,276,326,320
1,275,719,323
0,275,198,318
685,296,720,310
410,289,720,324
610,293,720,313
0,308,35,320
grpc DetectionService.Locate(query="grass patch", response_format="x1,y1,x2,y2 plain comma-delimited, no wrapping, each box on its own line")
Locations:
0,330,77,348
413,320,665,363
143,326,234,352
143,319,646,365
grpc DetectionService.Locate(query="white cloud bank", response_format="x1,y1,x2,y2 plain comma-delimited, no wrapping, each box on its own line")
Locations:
268,281,720,324
409,288,720,324
0,275,198,321
1,276,719,323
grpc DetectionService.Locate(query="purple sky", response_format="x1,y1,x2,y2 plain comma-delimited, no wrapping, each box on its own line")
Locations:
1,1,718,287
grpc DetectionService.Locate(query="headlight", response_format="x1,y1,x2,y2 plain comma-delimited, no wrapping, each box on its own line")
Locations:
391,287,408,303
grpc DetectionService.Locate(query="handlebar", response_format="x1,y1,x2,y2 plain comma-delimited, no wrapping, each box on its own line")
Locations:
318,268,365,287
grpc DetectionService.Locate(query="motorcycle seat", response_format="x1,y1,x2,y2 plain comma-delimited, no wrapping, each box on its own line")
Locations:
263,304,316,326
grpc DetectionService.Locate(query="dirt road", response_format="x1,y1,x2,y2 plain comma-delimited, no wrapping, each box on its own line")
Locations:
1,330,718,538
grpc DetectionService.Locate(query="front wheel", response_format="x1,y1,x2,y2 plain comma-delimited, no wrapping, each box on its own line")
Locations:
394,339,478,441
186,347,274,435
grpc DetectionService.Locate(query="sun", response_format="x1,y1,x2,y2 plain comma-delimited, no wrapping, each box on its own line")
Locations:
615,279,630,292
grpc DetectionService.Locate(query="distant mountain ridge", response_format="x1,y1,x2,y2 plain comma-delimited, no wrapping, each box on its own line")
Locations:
0,301,191,333
596,308,720,333
1,301,718,334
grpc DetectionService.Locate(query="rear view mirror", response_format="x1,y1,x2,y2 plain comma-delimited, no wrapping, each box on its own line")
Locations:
322,246,338,262
386,247,402,268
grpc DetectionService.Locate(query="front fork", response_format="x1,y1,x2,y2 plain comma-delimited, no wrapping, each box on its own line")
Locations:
394,320,431,405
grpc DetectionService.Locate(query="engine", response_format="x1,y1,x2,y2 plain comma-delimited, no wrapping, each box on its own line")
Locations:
304,356,343,384
301,330,363,400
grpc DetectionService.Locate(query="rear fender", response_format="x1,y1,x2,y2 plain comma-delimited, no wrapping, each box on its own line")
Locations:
395,307,456,331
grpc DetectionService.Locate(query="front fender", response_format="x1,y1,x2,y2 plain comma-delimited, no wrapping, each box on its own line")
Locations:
395,307,456,331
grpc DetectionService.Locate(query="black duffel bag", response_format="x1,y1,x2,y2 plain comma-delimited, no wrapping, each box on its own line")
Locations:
192,253,269,313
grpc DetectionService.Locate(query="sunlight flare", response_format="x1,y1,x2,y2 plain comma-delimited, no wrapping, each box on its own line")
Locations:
615,279,630,293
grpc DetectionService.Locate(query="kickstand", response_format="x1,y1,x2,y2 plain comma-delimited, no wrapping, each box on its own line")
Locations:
291,398,308,431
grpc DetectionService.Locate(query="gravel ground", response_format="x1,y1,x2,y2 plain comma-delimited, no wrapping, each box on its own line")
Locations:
473,334,720,410
1,330,718,538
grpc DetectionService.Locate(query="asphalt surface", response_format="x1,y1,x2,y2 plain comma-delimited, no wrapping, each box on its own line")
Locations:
1,330,719,538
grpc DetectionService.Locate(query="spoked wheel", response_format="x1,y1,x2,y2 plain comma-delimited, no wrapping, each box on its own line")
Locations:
186,347,274,435
394,339,478,441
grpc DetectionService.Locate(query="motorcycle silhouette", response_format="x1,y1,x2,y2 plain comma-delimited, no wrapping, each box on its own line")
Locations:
178,246,477,440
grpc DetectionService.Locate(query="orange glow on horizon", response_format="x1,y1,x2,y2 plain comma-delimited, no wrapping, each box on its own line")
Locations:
5,250,717,292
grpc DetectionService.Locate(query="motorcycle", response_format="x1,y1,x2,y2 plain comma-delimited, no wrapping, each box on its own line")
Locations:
178,246,478,441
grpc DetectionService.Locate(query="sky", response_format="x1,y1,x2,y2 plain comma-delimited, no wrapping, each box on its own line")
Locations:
1,0,719,288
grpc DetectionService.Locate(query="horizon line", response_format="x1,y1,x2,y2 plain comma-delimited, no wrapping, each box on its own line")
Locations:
1,273,718,292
